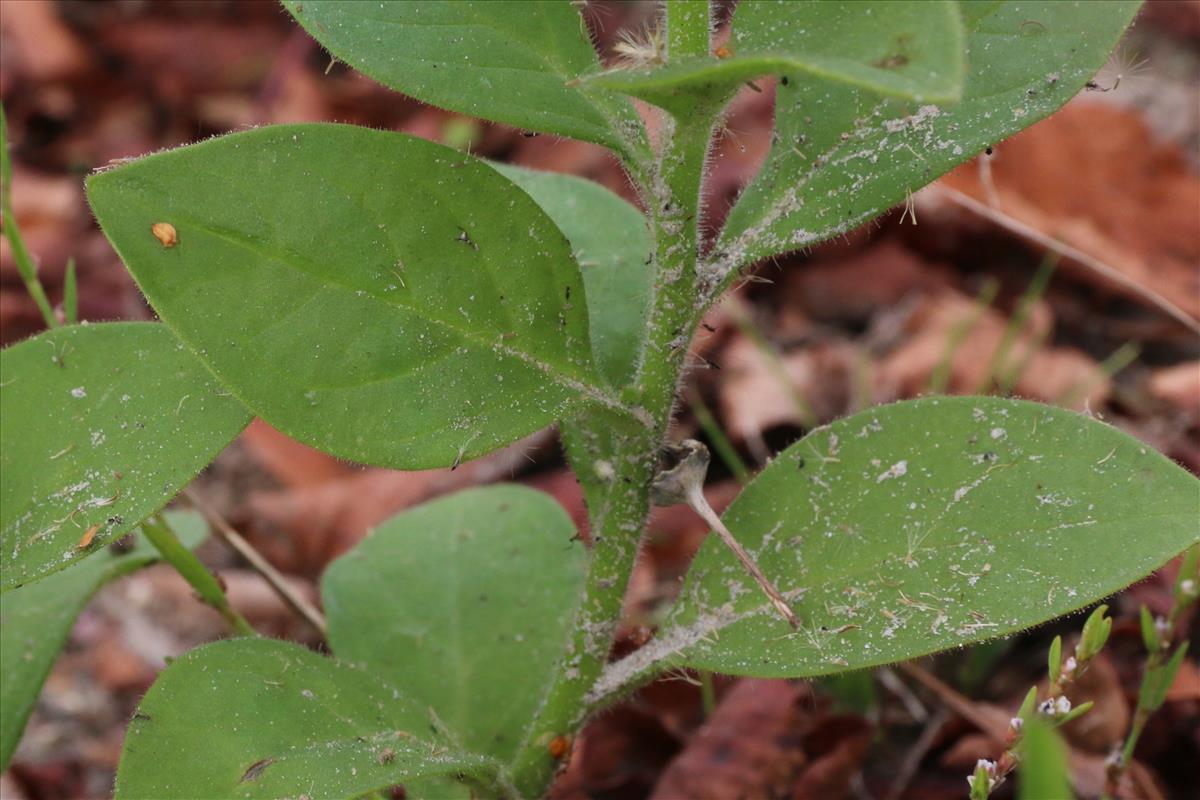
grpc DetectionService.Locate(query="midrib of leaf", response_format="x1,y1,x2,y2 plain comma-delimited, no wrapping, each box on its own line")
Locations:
591,505,1194,702
708,94,890,246
148,211,637,418
601,411,1194,695
592,52,958,106
704,2,1101,295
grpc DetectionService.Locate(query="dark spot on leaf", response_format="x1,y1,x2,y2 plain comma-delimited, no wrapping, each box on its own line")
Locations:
456,228,478,250
780,75,790,86
873,33,913,70
873,53,909,70
239,757,275,784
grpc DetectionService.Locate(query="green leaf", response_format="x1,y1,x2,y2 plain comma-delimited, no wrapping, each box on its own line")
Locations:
1,510,206,769
1139,605,1159,653
323,485,585,762
968,761,992,800
282,0,643,159
711,0,1140,284
637,397,1199,678
1018,719,1074,800
1139,641,1189,713
88,124,630,470
1076,604,1111,662
0,323,249,592
1017,685,1039,722
586,1,966,117
115,638,499,799
489,163,652,387
1054,700,1093,727
1047,635,1062,684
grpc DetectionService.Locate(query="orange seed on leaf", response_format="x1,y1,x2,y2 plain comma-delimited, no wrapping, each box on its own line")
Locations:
151,222,178,248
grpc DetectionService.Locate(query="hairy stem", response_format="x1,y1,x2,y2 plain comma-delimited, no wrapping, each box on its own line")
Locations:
508,5,727,791
507,416,658,796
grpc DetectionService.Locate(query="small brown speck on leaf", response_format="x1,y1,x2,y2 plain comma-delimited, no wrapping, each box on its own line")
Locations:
152,222,178,248
547,735,571,760
239,757,275,783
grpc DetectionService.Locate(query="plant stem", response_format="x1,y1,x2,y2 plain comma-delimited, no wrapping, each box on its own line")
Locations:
509,6,727,791
1,104,58,330
140,514,257,638
184,488,328,638
508,419,658,796
62,257,78,324
1104,547,1199,796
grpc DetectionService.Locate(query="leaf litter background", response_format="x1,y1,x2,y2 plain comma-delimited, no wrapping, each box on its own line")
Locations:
1,0,1198,798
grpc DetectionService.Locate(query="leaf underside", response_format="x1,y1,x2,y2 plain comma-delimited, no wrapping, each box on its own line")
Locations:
587,0,966,116
0,323,249,592
489,163,653,388
638,397,1198,679
115,639,494,799
0,511,206,769
283,0,643,159
712,0,1141,279
323,485,586,763
88,124,613,470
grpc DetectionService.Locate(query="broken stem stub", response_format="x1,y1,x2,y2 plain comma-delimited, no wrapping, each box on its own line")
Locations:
650,439,800,628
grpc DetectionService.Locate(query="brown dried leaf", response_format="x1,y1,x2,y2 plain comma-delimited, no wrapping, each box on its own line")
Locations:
718,335,857,441
941,101,1200,320
651,679,810,800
